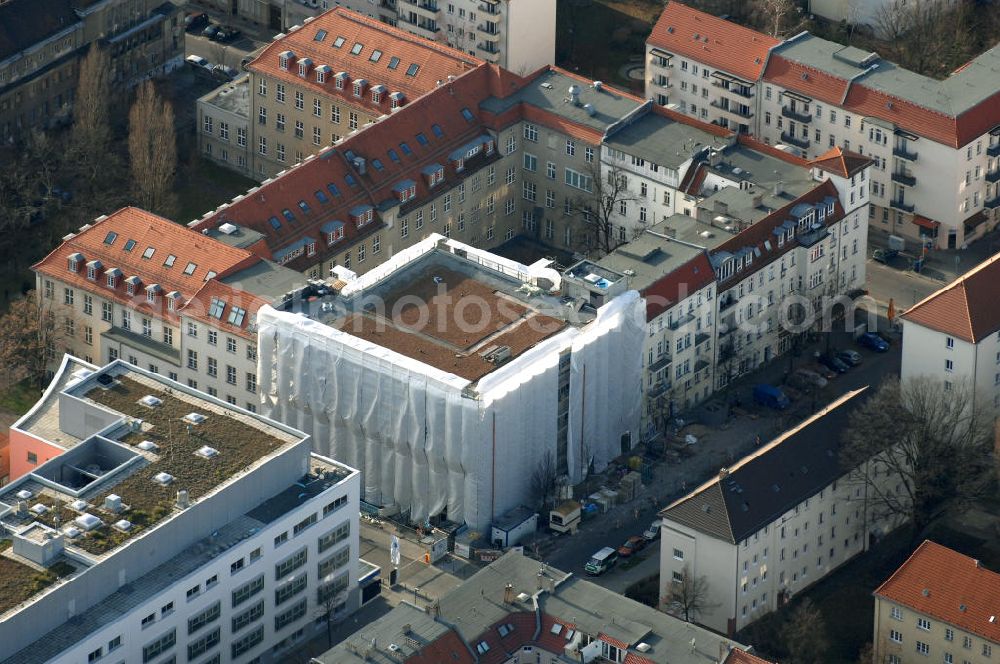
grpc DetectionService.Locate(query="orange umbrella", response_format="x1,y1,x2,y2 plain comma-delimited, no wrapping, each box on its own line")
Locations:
887,298,896,323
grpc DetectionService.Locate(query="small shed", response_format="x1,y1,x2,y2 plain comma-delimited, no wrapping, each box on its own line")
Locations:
490,505,538,548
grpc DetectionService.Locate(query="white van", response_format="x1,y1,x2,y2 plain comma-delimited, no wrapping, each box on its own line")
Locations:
584,547,619,575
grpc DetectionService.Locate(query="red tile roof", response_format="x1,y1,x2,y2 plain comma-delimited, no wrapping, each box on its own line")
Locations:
875,540,1000,644
901,252,1000,343
250,7,480,114
405,629,474,664
179,280,269,340
724,648,777,664
623,654,656,664
647,1,779,83
195,63,502,271
840,83,959,147
762,55,850,107
643,252,715,321
712,179,844,286
34,208,258,322
809,146,871,178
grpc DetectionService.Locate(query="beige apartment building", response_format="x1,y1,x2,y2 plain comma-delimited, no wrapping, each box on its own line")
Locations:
193,62,647,280
196,74,253,179
874,540,1000,664
200,0,555,72
220,7,482,179
0,0,184,143
33,207,306,412
659,388,905,636
645,2,1000,249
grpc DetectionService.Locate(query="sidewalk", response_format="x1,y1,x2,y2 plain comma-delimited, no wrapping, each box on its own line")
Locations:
868,226,1000,283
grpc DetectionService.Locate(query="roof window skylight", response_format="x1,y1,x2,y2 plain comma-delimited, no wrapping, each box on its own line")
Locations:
350,42,363,55
388,56,400,70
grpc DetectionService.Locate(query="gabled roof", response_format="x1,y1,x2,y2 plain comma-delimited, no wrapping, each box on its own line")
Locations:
179,280,269,340
710,179,844,286
34,208,259,321
661,389,868,543
875,540,1000,644
724,649,777,664
647,1,779,83
0,0,79,62
250,7,480,110
809,146,871,178
902,252,1000,343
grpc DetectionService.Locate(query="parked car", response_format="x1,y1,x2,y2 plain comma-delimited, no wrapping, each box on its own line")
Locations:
212,64,238,80
817,353,849,374
213,26,241,42
617,535,647,558
584,547,619,575
184,12,208,31
806,363,837,380
873,248,898,264
202,24,220,39
858,331,890,352
837,349,863,366
753,384,790,410
185,54,210,69
643,521,660,541
793,368,828,389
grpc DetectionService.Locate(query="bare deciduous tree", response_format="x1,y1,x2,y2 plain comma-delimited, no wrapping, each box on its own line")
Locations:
663,565,716,623
570,161,638,257
71,44,112,176
128,81,178,215
785,598,829,663
529,451,559,512
841,377,996,539
0,291,65,387
753,0,800,38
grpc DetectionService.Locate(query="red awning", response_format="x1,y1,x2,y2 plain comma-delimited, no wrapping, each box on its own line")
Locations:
912,215,940,230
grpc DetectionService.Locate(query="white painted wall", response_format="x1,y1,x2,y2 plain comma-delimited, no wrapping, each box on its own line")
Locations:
504,0,556,74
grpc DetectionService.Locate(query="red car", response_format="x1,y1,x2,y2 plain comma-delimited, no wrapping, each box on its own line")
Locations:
617,535,647,558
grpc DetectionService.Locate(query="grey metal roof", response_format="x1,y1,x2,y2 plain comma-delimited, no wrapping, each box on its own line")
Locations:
319,551,747,664
480,69,642,134
661,389,868,544
221,258,309,301
602,112,728,170
775,34,1000,117
598,233,706,293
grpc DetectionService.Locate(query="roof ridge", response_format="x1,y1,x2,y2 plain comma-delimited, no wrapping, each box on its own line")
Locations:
902,251,1000,342
874,539,934,597
329,6,482,64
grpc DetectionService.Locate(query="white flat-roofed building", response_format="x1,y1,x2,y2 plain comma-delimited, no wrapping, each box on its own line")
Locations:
257,234,645,530
0,358,363,664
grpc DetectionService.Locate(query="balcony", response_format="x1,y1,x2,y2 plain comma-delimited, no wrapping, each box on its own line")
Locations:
986,168,1000,184
781,106,812,123
400,0,440,18
711,80,753,98
477,25,500,41
648,380,672,398
986,195,1000,209
695,332,711,346
653,77,672,90
476,42,499,54
710,99,752,118
649,354,672,373
780,132,810,149
988,143,1000,157
890,197,915,213
892,146,918,161
478,1,500,14
719,296,737,312
891,171,917,187
668,311,696,330
398,16,439,38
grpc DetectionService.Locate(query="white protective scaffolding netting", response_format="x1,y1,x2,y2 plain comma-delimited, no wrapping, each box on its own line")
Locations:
256,290,644,530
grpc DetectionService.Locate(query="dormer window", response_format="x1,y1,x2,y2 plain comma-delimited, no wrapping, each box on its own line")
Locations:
67,253,83,273
166,291,181,312
86,260,102,281
322,221,345,244
105,269,121,289
315,65,331,84
307,242,316,257
353,80,366,97
125,276,141,296
351,206,374,227
145,284,161,303
278,50,294,70
394,180,417,203
371,90,382,104
297,58,312,78
335,72,347,90
453,157,465,172
389,92,404,110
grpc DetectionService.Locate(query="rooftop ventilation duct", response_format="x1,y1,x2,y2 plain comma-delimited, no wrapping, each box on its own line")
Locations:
139,395,162,408
195,446,220,459
74,514,102,531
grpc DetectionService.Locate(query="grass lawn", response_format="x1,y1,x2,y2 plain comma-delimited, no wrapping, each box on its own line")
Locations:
556,0,657,92
0,379,41,418
174,156,258,225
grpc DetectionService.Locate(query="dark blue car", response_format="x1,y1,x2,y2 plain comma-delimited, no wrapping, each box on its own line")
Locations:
858,332,889,352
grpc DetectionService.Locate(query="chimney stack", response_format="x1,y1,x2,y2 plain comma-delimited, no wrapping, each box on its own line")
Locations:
503,583,514,603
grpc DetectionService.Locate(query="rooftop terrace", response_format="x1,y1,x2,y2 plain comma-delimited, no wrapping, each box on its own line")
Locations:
0,362,319,619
